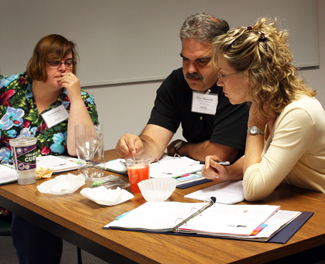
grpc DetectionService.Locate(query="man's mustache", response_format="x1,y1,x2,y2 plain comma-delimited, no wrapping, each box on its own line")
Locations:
186,72,203,80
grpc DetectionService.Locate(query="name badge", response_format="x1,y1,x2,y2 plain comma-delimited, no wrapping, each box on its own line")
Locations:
191,91,218,115
41,104,69,128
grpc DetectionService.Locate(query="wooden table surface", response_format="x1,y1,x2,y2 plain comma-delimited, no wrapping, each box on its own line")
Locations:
0,149,325,263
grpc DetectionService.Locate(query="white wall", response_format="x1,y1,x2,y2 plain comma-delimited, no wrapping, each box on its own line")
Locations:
88,81,160,150
85,0,325,150
1,1,323,151
0,0,318,85
300,0,325,104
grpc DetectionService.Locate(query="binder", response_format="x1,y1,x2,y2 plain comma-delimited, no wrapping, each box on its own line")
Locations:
268,211,314,243
140,211,313,244
104,198,305,242
177,178,211,189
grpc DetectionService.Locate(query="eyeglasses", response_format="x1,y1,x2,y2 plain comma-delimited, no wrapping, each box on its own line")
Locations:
217,71,237,81
47,59,76,69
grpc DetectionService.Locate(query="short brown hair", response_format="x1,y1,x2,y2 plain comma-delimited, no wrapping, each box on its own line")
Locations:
26,34,78,82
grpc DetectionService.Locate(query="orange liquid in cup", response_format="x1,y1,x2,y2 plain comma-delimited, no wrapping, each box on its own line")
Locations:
127,164,150,193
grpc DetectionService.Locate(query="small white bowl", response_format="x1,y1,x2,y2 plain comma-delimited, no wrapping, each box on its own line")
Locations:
138,178,177,202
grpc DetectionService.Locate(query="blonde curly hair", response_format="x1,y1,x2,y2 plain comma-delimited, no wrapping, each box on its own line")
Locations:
213,17,316,115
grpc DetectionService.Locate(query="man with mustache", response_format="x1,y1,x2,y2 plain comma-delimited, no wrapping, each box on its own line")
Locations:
116,13,248,163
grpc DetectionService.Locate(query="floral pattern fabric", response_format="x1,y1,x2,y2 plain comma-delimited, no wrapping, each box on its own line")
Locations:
0,206,9,215
0,73,99,162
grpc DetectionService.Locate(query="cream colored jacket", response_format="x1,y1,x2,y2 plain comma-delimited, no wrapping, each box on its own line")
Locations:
244,96,325,201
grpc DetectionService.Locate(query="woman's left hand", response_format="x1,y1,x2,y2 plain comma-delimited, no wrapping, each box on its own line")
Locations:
248,102,277,128
58,73,82,102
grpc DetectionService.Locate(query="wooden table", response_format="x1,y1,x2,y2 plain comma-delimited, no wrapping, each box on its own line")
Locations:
0,149,325,264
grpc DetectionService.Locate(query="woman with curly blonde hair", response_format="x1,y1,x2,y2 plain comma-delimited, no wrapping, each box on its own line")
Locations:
202,18,325,201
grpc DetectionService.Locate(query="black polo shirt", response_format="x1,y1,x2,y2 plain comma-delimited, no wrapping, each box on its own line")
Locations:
148,68,249,159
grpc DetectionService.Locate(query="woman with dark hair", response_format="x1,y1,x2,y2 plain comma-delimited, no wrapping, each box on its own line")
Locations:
0,34,99,263
202,18,325,201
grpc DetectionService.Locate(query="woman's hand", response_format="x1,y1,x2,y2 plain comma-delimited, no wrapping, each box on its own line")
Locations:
58,73,82,102
60,73,94,157
248,102,276,128
201,155,230,183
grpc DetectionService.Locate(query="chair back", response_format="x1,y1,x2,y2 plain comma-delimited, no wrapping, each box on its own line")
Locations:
0,214,12,236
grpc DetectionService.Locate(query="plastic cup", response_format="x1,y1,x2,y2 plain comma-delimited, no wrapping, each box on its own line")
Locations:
125,155,151,193
75,124,106,188
9,137,37,185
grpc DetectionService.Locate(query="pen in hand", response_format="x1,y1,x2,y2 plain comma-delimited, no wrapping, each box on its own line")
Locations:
216,161,230,166
199,161,230,165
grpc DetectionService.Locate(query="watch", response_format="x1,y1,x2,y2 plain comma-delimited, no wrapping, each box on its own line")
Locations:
174,140,187,154
247,126,265,135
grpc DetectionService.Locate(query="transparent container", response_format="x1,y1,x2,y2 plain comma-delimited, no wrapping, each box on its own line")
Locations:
9,137,37,185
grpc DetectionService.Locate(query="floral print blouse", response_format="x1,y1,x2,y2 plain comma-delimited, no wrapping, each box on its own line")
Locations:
0,73,99,162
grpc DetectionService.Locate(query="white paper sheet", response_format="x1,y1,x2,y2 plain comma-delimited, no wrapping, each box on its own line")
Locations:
150,156,203,178
36,155,79,173
185,180,245,204
0,165,17,185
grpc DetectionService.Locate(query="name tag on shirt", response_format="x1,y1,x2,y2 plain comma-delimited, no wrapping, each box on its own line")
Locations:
191,91,218,115
41,104,69,128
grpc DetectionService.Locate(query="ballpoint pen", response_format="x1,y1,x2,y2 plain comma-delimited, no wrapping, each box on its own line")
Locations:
198,161,230,165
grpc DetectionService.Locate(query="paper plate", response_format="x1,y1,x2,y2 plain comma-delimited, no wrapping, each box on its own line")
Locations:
37,174,85,195
80,186,134,206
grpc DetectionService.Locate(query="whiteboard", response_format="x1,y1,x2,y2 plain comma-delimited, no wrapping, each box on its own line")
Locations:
0,0,318,87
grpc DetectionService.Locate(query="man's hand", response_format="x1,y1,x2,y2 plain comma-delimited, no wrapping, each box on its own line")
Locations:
115,124,174,161
115,133,143,158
